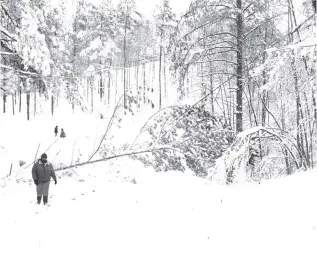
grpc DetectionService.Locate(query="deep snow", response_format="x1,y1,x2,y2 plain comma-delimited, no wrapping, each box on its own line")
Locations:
0,167,316,267
0,100,316,267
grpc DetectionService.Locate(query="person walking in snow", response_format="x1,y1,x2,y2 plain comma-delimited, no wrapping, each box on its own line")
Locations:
54,126,58,137
32,153,57,205
60,128,66,138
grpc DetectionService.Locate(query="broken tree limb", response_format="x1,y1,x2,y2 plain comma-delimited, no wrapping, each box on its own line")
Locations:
8,163,12,177
88,95,123,162
44,139,59,154
23,143,41,169
34,143,40,163
55,146,175,172
24,139,58,170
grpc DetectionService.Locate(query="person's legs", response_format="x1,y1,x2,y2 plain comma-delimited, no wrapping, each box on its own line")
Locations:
42,181,50,205
36,184,42,204
43,196,48,205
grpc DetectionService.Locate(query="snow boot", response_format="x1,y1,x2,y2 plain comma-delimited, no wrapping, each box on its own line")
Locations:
37,196,42,204
43,196,48,205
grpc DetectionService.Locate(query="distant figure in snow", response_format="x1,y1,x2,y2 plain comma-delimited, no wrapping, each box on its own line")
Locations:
32,153,57,205
54,126,58,137
60,128,66,138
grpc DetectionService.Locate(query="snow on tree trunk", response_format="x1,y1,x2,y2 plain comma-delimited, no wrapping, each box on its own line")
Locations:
236,0,243,133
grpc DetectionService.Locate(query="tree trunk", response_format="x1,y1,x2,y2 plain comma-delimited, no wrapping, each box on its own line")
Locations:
159,45,162,109
19,85,21,113
12,94,14,115
246,78,258,126
87,78,89,102
72,84,75,113
201,26,207,104
108,59,112,105
3,94,6,113
163,52,167,100
236,0,243,132
143,63,146,105
100,62,103,101
288,1,307,168
27,91,30,120
281,98,291,174
261,0,269,126
115,68,118,104
159,27,163,109
123,6,128,111
128,63,131,92
34,87,36,117
152,60,155,106
293,61,306,167
51,95,54,116
299,94,311,167
210,63,214,116
91,77,94,112
136,54,140,110
186,71,189,98
313,87,317,121
220,82,227,119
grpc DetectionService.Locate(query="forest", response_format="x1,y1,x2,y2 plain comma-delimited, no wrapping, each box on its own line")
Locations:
1,0,316,183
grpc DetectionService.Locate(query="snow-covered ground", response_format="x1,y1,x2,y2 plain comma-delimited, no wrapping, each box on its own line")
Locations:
0,103,316,267
0,167,316,267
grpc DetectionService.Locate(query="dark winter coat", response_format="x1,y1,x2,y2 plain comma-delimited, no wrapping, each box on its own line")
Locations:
32,159,56,183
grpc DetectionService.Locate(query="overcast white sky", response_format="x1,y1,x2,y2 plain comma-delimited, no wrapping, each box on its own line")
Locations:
136,0,191,19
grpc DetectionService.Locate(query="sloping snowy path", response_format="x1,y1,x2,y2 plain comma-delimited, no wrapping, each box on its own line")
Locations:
0,170,316,267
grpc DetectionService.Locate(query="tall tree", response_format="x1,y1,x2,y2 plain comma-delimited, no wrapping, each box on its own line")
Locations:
154,0,176,109
116,0,141,111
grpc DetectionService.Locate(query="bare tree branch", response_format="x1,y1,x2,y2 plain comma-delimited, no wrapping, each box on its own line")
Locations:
88,95,123,162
